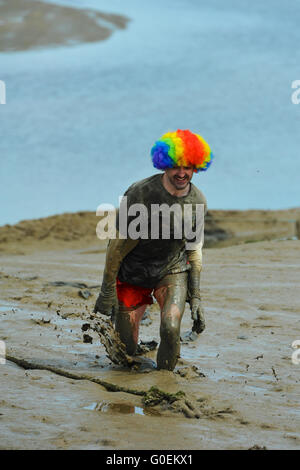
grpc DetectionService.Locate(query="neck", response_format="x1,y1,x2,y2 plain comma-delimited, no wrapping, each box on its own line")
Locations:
162,173,191,197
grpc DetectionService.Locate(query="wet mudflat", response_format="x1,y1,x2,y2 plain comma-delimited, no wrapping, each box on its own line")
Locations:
0,239,299,449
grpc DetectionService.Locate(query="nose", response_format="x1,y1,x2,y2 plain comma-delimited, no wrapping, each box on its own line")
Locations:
177,166,185,176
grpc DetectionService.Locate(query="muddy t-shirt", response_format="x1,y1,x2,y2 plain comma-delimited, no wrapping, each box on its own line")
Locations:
117,174,207,288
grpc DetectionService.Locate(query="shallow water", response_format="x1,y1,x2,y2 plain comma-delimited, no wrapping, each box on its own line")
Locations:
83,401,161,416
1,0,300,225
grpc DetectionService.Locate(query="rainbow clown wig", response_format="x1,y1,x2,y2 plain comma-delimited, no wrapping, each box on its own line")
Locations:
150,129,213,173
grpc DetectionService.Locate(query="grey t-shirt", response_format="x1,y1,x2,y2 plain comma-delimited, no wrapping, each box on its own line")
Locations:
117,174,207,288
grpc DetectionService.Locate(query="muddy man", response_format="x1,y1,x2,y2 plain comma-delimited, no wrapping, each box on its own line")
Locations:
94,129,213,371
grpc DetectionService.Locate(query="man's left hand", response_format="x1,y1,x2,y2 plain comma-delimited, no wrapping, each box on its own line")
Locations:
189,297,205,334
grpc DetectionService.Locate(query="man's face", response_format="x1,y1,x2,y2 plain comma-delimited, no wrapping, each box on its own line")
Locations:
164,166,194,191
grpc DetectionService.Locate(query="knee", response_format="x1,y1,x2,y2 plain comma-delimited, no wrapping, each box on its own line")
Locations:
161,303,182,337
160,317,181,344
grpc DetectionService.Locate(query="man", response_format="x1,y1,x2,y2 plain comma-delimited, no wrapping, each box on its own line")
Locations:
94,129,213,371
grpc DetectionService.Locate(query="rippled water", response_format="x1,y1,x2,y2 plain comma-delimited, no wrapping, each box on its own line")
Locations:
1,0,300,225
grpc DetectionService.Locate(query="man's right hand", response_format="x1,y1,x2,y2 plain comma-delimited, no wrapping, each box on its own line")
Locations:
93,291,118,319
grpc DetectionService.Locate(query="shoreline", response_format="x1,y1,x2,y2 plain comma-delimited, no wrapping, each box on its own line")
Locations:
0,207,299,254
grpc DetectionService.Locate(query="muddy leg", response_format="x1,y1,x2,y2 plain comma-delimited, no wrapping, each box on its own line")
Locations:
154,273,187,371
115,304,147,356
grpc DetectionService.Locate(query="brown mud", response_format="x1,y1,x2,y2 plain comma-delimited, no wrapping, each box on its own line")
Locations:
82,316,140,368
0,211,300,449
1,207,299,254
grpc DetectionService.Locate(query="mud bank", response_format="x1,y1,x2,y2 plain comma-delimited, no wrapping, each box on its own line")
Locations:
0,207,299,255
0,0,129,52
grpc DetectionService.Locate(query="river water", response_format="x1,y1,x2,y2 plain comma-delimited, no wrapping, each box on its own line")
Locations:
1,0,300,225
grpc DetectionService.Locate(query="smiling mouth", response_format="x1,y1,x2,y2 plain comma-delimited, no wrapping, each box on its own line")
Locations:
174,176,188,184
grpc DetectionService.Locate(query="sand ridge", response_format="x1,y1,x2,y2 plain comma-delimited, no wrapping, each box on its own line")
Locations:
0,207,299,255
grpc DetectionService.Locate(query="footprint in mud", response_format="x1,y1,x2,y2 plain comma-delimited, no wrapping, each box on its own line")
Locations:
175,366,206,380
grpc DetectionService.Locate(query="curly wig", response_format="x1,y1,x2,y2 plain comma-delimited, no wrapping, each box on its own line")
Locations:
151,129,213,173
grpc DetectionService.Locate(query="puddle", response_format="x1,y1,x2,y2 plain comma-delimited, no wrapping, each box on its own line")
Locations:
0,302,45,316
83,401,161,416
0,304,18,313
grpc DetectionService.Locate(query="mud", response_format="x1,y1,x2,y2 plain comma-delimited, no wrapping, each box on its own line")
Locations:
1,208,299,254
0,0,129,52
82,316,139,368
0,216,300,449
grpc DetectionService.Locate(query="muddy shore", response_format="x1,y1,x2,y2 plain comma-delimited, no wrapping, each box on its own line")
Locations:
0,209,299,449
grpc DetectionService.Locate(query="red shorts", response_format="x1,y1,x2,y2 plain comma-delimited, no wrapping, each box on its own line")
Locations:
116,277,154,308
